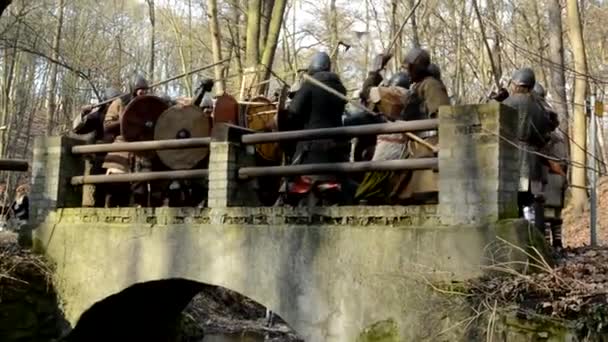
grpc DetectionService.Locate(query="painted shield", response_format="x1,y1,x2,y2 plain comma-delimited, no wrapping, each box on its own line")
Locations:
244,96,281,162
120,95,170,142
213,93,239,126
154,105,211,170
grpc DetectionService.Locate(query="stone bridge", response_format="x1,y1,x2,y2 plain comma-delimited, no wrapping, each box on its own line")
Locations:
30,104,545,341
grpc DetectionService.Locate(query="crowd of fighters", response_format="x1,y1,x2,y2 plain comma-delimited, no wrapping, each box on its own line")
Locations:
71,47,567,249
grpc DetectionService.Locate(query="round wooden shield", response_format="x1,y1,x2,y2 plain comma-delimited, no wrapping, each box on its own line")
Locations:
245,96,281,162
154,105,211,170
121,95,170,142
213,93,239,125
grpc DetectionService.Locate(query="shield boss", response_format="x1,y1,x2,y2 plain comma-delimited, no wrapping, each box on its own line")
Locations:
155,105,211,169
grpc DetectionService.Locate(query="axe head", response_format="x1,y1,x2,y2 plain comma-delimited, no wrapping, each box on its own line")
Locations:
339,41,352,52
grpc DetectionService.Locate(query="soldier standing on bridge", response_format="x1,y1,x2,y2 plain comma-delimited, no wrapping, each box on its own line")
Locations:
71,87,121,206
102,75,151,207
533,83,567,249
353,71,411,203
279,52,351,205
502,68,554,234
388,48,449,203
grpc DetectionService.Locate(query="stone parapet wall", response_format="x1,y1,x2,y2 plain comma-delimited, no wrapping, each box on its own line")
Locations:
439,103,520,225
30,104,521,222
30,137,84,224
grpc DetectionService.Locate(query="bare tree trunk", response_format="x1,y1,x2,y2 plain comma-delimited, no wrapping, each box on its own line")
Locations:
566,0,589,214
487,0,502,78
546,0,569,132
472,0,499,88
45,0,65,135
329,0,339,68
146,0,155,80
259,0,273,53
390,0,398,72
0,37,18,157
245,0,261,68
207,0,225,93
258,0,287,93
230,0,243,78
408,0,420,48
363,0,370,78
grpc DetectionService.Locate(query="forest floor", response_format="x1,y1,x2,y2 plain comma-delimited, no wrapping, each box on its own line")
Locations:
563,177,608,247
466,246,608,336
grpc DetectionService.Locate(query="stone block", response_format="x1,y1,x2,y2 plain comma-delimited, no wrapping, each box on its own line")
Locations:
439,103,519,224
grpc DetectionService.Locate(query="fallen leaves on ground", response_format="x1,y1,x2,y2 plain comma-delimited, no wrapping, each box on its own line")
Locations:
467,247,608,332
563,177,608,247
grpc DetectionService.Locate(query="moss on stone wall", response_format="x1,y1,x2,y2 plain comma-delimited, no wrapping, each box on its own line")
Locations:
356,319,400,342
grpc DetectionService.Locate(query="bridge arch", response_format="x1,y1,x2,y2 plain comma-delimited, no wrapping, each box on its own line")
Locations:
62,278,300,342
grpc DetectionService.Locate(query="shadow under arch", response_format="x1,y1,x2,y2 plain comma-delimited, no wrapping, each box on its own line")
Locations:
61,278,301,342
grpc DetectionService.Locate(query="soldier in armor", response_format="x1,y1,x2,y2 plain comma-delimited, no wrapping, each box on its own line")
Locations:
102,74,151,207
359,53,393,106
388,48,449,203
533,83,567,249
72,87,121,143
502,68,554,233
281,52,351,204
71,87,121,206
354,71,411,203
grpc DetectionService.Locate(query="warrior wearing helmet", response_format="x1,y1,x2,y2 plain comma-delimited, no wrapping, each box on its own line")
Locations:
388,47,449,203
532,83,567,249
503,68,554,233
102,74,151,207
278,52,351,205
71,87,122,207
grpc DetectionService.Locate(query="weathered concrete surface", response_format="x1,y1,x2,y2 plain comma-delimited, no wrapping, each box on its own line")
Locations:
34,206,544,342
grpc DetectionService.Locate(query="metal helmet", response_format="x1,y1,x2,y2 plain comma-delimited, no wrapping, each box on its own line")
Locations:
307,52,331,75
532,82,546,98
511,68,536,88
402,47,431,68
428,64,441,80
387,72,411,89
130,74,150,94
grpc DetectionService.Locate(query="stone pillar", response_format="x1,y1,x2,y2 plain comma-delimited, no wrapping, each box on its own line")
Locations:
31,137,85,223
438,103,519,225
208,124,259,208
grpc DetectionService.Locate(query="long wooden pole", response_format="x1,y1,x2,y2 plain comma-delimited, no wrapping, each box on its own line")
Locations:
90,58,230,109
301,74,438,153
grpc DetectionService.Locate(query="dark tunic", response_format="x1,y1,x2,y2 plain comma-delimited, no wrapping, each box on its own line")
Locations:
503,93,552,185
286,71,349,168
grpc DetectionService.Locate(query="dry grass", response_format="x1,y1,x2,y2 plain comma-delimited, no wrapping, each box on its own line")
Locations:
0,232,52,294
183,286,302,342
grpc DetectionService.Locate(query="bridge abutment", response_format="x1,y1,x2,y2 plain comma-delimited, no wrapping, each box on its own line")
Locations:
439,103,519,225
